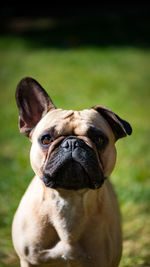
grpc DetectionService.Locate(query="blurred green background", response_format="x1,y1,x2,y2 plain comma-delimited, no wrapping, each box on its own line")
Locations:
0,5,150,266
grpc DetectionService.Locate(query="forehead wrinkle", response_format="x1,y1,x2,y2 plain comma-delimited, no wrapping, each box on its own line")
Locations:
62,110,74,119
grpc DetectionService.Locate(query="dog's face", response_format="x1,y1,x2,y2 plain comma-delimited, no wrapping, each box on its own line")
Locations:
16,77,132,190
30,108,116,190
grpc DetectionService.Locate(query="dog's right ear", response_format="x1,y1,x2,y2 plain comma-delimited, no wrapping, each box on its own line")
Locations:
16,77,56,137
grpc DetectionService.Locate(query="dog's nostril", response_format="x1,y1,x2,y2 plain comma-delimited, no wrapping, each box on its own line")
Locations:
61,139,79,150
61,140,70,149
74,141,79,148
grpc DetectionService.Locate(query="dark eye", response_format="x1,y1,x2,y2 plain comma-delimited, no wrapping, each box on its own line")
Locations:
97,136,105,145
95,136,106,148
41,134,52,146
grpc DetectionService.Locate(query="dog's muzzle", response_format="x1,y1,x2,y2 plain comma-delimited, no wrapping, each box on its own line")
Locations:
42,137,105,190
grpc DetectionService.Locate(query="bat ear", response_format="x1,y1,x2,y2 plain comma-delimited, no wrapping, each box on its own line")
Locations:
15,77,56,137
92,105,132,140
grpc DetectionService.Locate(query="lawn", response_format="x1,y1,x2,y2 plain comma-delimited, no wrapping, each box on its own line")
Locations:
0,25,150,266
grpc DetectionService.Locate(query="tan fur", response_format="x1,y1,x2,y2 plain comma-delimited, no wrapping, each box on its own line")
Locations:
12,108,122,267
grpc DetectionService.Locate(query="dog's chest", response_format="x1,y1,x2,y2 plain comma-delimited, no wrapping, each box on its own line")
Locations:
48,191,86,242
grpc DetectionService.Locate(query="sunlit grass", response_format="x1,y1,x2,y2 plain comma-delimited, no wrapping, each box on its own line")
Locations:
0,34,150,266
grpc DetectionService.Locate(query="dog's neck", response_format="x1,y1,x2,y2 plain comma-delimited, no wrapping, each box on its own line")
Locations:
43,184,102,244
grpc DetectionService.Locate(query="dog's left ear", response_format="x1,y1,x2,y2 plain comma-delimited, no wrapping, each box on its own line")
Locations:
16,77,56,137
92,105,132,140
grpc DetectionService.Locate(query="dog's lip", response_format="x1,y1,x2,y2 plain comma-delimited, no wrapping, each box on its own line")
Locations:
42,158,104,190
42,159,91,189
43,158,86,179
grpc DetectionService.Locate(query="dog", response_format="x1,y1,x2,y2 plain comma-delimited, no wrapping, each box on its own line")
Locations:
12,77,132,267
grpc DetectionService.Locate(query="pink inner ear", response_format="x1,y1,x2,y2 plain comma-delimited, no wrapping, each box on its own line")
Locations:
20,99,45,128
28,102,45,126
18,102,46,137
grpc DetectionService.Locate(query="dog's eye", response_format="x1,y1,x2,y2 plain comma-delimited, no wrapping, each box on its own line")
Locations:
41,134,52,145
96,136,106,148
98,136,105,145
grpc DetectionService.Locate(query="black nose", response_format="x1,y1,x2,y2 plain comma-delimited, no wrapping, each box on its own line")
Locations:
61,137,80,151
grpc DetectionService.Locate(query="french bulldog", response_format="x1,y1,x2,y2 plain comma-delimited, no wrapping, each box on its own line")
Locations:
12,77,132,267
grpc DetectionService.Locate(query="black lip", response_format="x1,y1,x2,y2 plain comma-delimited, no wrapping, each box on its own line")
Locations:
43,159,92,190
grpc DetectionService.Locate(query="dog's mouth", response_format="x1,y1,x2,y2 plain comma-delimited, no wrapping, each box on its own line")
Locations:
43,159,91,190
42,137,105,190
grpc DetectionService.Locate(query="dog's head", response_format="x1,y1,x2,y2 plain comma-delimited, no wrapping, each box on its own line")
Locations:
16,77,132,190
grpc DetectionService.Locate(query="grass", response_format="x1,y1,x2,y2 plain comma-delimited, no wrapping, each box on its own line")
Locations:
0,29,150,266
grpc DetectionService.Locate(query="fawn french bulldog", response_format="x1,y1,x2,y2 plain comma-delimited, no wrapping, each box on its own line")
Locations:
12,77,132,267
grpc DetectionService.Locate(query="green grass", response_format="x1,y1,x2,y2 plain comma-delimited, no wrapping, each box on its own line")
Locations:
0,34,150,266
